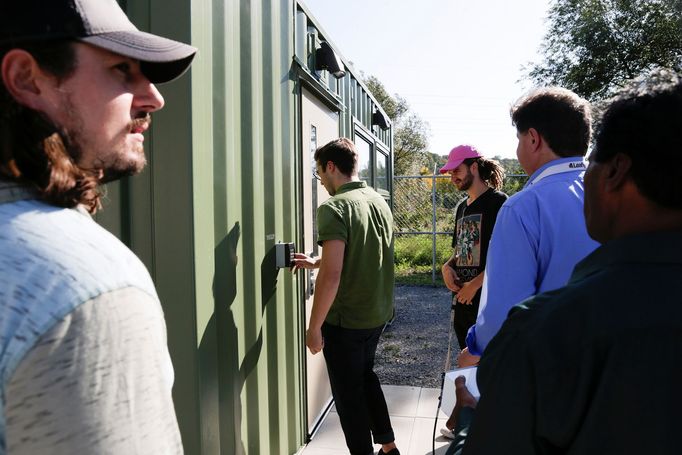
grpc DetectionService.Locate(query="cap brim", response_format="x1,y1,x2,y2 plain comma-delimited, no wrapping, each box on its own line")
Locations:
81,30,197,84
439,159,464,174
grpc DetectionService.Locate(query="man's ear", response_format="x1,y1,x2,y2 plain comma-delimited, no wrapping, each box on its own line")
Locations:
1,49,53,110
469,161,479,177
603,153,632,191
527,128,541,151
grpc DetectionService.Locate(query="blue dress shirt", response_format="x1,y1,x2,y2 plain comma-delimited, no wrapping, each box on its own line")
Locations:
465,157,599,355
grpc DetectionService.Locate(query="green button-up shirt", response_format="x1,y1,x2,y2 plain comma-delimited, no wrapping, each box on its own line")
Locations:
316,181,394,329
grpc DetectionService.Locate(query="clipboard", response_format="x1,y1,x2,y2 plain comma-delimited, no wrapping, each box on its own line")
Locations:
440,366,480,414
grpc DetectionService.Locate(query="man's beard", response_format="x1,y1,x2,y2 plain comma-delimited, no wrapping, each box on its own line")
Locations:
98,116,150,183
455,170,474,191
60,96,149,184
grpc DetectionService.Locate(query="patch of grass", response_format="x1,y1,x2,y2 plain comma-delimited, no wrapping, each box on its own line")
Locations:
394,234,451,287
395,263,445,287
394,235,452,267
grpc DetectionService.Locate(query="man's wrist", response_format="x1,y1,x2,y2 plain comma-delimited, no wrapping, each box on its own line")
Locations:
464,330,480,355
466,343,482,356
308,322,323,331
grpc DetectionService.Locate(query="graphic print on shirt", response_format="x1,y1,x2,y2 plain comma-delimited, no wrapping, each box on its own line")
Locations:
455,213,482,267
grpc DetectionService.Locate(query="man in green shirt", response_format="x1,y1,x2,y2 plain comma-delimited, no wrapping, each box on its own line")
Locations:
292,138,398,455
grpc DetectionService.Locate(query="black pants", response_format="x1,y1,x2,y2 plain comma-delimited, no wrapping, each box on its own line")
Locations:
322,322,395,455
453,297,479,351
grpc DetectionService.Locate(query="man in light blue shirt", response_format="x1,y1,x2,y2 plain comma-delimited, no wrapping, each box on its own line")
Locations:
458,87,599,365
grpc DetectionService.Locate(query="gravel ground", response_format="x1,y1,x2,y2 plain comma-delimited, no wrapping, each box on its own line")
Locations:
375,285,461,388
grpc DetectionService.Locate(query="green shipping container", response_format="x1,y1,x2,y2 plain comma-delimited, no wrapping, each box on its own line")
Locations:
99,1,393,453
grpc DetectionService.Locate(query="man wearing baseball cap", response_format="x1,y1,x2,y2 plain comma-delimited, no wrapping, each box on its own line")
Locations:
438,145,507,439
458,87,599,367
0,1,196,453
439,145,506,358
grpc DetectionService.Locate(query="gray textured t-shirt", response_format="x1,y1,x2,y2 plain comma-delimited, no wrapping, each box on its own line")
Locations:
0,180,182,454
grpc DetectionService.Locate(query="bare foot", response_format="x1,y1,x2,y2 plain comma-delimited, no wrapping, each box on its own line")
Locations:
446,376,478,431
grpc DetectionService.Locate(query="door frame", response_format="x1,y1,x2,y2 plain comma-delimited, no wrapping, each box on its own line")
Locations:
295,76,343,441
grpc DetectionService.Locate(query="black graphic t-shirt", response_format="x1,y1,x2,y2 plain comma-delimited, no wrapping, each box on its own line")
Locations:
450,188,507,305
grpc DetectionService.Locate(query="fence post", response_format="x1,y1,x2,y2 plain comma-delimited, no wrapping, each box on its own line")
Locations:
432,165,437,285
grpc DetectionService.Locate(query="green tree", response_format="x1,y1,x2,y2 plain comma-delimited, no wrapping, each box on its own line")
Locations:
493,156,527,196
393,113,430,175
364,75,430,175
495,156,525,176
423,151,447,173
528,0,682,100
364,75,409,121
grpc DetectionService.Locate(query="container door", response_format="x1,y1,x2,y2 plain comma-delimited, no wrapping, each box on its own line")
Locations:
301,87,338,436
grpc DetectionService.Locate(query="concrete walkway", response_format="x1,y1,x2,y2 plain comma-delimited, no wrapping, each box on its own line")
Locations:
299,385,452,455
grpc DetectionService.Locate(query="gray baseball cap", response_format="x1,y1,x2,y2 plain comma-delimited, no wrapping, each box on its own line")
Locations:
0,0,197,84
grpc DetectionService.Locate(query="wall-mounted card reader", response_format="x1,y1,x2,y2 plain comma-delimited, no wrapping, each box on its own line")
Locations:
275,242,296,269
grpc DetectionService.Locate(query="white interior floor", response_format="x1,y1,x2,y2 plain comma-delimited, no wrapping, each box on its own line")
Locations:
299,385,453,455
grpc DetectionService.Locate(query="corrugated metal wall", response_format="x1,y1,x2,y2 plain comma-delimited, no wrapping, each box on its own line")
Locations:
98,1,393,454
101,1,304,454
186,0,303,453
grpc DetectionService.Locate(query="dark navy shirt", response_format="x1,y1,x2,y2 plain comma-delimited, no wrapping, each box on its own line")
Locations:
464,231,682,454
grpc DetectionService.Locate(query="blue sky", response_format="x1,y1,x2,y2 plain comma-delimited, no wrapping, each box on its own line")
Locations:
303,0,551,160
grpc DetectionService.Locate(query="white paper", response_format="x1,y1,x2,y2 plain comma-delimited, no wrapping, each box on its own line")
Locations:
440,366,480,414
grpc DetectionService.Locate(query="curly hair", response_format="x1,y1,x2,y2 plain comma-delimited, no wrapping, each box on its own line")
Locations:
463,157,505,190
0,40,101,213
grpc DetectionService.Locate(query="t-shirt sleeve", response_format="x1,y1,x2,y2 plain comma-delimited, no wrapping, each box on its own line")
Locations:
451,200,466,249
490,192,508,221
317,203,347,245
465,202,539,355
477,192,508,270
5,287,183,455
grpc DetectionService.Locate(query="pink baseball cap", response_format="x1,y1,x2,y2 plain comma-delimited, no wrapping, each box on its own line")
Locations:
439,145,483,174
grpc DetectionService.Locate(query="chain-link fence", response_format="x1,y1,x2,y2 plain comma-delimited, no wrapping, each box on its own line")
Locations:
393,170,528,285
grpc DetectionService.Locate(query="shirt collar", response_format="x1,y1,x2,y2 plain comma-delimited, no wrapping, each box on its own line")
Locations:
570,230,682,284
523,156,587,189
335,180,367,195
0,178,92,218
